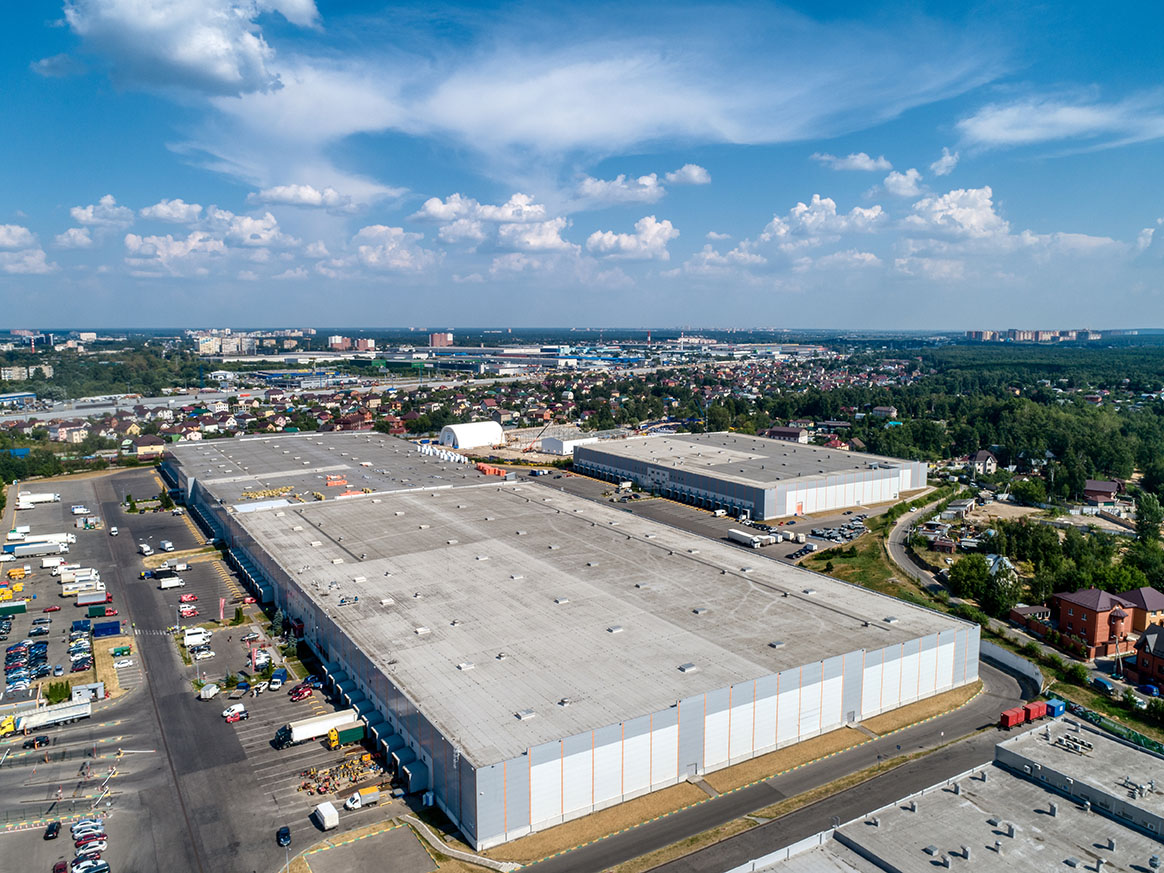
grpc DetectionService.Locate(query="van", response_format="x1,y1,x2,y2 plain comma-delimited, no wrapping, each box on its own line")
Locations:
712,509,727,517
1091,676,1116,696
183,628,211,647
109,527,118,537
138,544,153,556
159,540,174,552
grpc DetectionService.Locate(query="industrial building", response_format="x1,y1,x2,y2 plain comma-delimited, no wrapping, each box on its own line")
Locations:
162,432,975,851
438,421,505,450
746,718,1164,873
573,433,927,520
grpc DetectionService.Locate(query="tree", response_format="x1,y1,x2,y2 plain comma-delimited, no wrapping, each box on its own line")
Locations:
982,565,1022,617
1123,686,1141,710
269,608,285,637
1011,477,1047,506
223,672,239,689
1136,492,1164,544
1064,662,1090,684
949,554,990,600
158,489,174,511
231,606,245,625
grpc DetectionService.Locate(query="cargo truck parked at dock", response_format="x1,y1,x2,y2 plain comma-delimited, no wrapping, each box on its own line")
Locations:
274,709,359,749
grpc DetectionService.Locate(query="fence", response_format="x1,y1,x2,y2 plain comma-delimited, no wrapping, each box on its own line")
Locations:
980,640,1045,692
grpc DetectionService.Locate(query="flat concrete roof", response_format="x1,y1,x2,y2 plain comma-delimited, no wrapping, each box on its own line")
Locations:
168,433,491,506
233,474,965,765
577,433,916,490
831,762,1162,873
1002,720,1164,818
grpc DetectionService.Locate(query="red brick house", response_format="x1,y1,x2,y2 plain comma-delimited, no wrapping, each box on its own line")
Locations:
1053,588,1135,659
1120,586,1164,632
1128,624,1164,686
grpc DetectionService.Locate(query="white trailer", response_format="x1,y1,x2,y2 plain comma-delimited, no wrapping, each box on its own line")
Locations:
51,563,81,577
159,577,186,590
728,529,776,548
12,542,67,558
31,533,77,545
17,492,60,504
41,556,66,570
274,709,360,748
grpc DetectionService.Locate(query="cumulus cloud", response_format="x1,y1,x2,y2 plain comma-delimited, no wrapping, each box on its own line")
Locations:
0,225,37,250
586,215,679,260
883,168,922,197
497,218,577,252
760,194,885,249
489,252,547,275
577,173,665,204
304,240,330,258
273,266,309,280
664,164,711,185
930,147,959,176
352,225,438,272
815,249,881,269
63,0,319,96
437,219,486,244
412,193,546,223
687,244,766,269
811,152,892,171
70,195,134,229
124,231,226,275
248,184,352,210
30,53,85,78
205,207,298,247
894,256,965,280
140,198,203,223
0,249,55,275
905,186,1008,238
54,228,94,249
706,231,731,240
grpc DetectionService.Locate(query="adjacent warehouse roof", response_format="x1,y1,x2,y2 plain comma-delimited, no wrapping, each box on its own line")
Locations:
577,432,916,490
236,475,966,764
439,421,505,450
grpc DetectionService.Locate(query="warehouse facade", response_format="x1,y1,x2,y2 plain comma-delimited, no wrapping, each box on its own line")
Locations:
164,433,974,851
574,432,926,519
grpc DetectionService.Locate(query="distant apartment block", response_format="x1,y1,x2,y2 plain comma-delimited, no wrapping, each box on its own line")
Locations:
328,335,352,351
429,332,454,347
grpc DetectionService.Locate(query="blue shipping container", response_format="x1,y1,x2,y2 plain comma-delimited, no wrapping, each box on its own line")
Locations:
92,620,120,638
1045,699,1066,717
71,619,91,633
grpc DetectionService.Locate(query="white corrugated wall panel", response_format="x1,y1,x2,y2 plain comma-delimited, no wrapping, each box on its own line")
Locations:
623,725,652,796
593,734,621,805
704,704,730,770
650,716,678,785
917,638,939,697
728,684,754,761
562,745,591,817
881,648,902,712
754,684,778,751
797,675,822,738
530,748,562,826
861,651,883,718
820,666,844,730
900,643,921,704
935,638,956,691
776,675,800,744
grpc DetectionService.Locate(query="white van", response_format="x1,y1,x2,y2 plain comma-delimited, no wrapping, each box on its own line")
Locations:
160,540,174,552
184,628,212,647
139,543,153,556
109,527,118,537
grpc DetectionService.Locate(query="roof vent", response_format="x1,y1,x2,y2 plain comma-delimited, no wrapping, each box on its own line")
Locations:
558,697,573,707
802,588,816,595
516,530,527,536
496,652,508,660
693,607,708,615
587,562,598,567
418,524,430,530
331,558,344,565
380,598,395,606
414,626,431,636
644,533,656,539
447,539,459,545
394,511,404,517
607,625,624,634
554,597,570,604
548,544,560,550
457,662,474,671
309,541,322,548
516,709,536,721
292,525,304,531
678,663,698,673
884,616,899,624
768,640,785,649
476,555,489,561
450,619,461,627
510,574,524,581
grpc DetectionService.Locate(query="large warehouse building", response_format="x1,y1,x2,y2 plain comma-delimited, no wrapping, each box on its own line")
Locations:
162,433,975,851
573,432,927,520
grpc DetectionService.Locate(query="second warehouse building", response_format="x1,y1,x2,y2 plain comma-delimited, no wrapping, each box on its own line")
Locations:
164,433,975,851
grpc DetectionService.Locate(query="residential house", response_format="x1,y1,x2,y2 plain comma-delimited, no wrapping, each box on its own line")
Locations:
1120,586,1164,632
1052,588,1135,659
1129,625,1164,686
871,405,898,419
1083,479,1120,504
761,426,809,444
128,434,166,460
969,450,998,476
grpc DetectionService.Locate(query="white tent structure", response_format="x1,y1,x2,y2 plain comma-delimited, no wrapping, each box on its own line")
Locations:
439,421,505,450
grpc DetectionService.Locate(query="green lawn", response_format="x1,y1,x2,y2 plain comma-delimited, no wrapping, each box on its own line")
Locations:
801,535,925,601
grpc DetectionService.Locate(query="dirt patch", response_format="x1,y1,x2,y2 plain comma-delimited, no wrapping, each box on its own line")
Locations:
862,680,983,735
702,728,865,794
965,504,1042,524
482,782,706,865
93,632,132,699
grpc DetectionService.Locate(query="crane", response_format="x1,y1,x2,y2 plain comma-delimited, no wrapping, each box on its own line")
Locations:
522,421,553,452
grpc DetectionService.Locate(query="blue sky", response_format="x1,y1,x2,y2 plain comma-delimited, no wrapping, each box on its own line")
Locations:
2,1,1164,328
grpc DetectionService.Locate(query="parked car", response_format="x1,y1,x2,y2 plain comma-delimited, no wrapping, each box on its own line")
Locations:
289,686,313,702
225,710,249,723
42,605,61,613
222,703,246,718
109,527,118,537
276,826,291,847
113,659,133,669
241,631,260,643
178,594,198,603
44,820,61,840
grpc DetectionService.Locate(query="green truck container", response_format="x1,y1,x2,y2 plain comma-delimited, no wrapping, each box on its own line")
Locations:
0,601,27,617
111,646,132,657
87,605,114,618
326,723,366,750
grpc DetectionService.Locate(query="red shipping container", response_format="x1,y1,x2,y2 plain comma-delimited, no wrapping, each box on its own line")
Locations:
1024,701,1048,721
999,707,1026,728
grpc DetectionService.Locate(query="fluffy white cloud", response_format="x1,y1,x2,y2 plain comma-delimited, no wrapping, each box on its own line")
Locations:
438,219,486,244
304,240,330,258
929,147,959,176
54,228,94,249
811,152,892,171
0,249,55,275
352,225,437,272
687,244,766,269
815,249,881,269
883,168,922,197
489,252,547,275
760,194,885,249
70,195,134,229
905,186,1008,238
248,184,352,210
894,256,965,280
140,198,203,223
498,218,577,252
0,225,36,250
63,0,319,95
205,207,298,247
273,266,309,280
706,231,731,240
586,216,679,260
124,231,226,275
664,164,711,185
578,173,665,204
412,193,546,223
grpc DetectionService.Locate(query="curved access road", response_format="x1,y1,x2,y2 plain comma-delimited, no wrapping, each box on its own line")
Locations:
885,499,945,593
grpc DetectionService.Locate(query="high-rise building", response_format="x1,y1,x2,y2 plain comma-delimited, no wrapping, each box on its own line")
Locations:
429,332,454,347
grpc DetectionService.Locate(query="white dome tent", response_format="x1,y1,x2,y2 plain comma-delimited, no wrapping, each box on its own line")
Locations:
438,421,505,450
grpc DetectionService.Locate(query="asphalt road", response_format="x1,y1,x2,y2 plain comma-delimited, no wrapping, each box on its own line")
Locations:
885,499,944,591
524,663,1025,873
